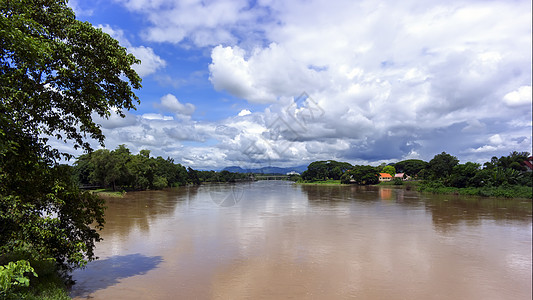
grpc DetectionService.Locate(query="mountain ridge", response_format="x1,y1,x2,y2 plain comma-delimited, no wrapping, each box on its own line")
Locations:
222,165,307,174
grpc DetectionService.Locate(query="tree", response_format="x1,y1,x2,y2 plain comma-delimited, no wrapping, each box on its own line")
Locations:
1,0,141,275
449,162,481,188
394,159,428,177
382,165,396,176
342,165,380,185
302,160,352,181
426,152,459,180
187,167,200,185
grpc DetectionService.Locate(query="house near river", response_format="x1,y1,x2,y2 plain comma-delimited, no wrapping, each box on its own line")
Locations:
379,173,393,181
379,172,411,182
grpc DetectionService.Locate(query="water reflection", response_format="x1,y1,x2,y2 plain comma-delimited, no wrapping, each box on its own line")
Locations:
301,184,532,226
423,194,532,232
301,184,380,204
101,186,197,237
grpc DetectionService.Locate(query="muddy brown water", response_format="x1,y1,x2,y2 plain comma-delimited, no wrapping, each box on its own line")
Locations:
70,181,532,299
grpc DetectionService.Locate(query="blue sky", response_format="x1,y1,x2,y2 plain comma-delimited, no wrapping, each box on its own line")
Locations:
64,0,532,170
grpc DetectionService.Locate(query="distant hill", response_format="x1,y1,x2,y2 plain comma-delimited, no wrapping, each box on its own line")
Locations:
223,165,308,175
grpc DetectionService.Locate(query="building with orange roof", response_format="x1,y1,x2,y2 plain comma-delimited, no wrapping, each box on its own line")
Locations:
379,173,393,181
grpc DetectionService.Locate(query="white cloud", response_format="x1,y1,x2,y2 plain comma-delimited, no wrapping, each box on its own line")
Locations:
142,113,174,121
68,0,94,16
129,46,167,77
209,43,329,103
238,109,252,117
467,133,531,157
159,94,196,116
85,0,532,168
115,0,267,46
503,86,532,107
203,0,531,163
489,134,503,145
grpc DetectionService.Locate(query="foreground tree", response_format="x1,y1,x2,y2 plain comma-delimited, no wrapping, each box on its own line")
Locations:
1,0,141,279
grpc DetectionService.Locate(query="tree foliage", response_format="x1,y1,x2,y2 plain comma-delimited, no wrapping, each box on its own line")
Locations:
381,165,395,176
1,0,141,275
341,165,380,185
422,151,532,192
307,150,531,193
301,160,352,181
74,145,250,190
0,259,37,295
426,152,459,180
393,159,428,177
483,151,530,171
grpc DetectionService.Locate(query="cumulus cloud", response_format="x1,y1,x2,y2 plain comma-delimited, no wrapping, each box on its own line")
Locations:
503,86,532,107
142,113,174,121
238,109,252,117
204,0,531,164
92,0,531,168
128,46,167,77
93,108,138,129
94,114,210,162
114,0,270,46
159,94,196,116
209,44,329,103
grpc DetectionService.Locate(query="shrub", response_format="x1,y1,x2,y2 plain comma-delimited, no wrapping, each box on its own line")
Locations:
393,178,403,185
0,260,37,296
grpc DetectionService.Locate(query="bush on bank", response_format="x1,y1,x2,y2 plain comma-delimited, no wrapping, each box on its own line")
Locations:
418,181,532,199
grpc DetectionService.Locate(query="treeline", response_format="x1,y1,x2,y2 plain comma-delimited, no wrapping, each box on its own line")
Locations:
418,151,532,187
300,152,533,197
74,145,250,191
416,151,532,198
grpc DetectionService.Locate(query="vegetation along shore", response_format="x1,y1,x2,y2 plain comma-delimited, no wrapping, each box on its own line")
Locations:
296,151,532,199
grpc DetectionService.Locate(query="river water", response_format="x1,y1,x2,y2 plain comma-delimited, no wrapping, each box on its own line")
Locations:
70,181,532,299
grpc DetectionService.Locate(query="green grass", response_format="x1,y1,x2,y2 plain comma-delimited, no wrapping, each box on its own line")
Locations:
296,180,347,185
418,183,532,199
12,278,71,300
89,188,125,197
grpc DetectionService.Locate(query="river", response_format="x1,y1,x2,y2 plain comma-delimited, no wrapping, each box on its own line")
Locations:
70,181,532,299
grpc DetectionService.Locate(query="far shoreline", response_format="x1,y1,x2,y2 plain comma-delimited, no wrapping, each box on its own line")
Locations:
294,180,532,200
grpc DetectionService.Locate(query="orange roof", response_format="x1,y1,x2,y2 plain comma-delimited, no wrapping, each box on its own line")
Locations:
379,173,393,178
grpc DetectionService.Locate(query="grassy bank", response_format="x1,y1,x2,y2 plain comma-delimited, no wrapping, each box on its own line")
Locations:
296,180,348,186
89,188,125,198
418,183,532,199
377,180,421,186
6,276,70,300
296,179,531,199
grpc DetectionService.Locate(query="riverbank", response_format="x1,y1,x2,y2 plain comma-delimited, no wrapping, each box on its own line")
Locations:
296,179,532,199
417,183,532,199
295,180,349,186
378,180,532,199
89,189,126,198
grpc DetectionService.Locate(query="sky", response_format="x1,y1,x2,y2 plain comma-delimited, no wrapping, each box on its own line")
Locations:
64,0,532,170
